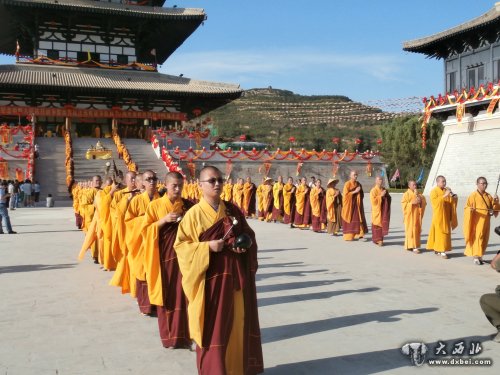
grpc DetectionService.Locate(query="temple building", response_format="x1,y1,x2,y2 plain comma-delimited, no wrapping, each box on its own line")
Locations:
0,0,242,180
404,2,500,196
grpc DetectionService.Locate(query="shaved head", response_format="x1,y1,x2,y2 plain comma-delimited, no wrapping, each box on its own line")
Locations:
200,166,222,181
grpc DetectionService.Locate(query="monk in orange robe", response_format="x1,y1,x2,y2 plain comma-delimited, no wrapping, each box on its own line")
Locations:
221,178,233,202
109,171,138,294
232,178,244,213
401,180,426,253
242,177,257,218
310,179,326,232
174,166,263,375
341,170,368,241
260,177,273,222
463,176,500,265
282,177,296,225
370,176,391,246
325,178,342,235
426,175,458,259
271,175,284,222
293,177,310,228
79,175,102,262
142,172,193,348
70,181,83,229
94,177,115,269
126,170,159,315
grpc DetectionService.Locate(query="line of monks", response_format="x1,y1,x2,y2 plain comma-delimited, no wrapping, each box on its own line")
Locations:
71,167,264,375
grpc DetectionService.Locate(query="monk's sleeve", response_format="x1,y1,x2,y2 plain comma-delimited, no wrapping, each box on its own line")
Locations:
401,192,410,222
142,205,163,306
492,195,500,218
451,197,458,230
370,188,382,226
463,195,474,243
420,195,427,218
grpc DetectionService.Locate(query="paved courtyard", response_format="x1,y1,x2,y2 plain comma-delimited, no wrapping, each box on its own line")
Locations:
0,195,499,374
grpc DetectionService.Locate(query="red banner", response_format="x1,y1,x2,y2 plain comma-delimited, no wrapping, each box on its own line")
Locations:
0,160,8,179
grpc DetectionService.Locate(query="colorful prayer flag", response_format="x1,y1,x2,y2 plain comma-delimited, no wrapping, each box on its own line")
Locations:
390,169,400,183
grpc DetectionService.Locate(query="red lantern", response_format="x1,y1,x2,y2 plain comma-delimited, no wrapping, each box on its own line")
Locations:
355,138,362,145
192,108,202,117
376,139,383,145
288,136,296,143
332,137,340,144
167,138,173,145
188,133,195,139
239,134,246,141
160,133,166,139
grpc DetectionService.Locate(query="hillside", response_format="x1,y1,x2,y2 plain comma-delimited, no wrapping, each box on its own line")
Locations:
208,87,403,151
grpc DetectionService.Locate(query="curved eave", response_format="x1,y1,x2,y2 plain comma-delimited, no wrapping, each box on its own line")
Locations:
403,4,500,59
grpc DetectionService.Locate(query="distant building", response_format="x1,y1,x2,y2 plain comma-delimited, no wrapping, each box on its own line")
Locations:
404,2,500,196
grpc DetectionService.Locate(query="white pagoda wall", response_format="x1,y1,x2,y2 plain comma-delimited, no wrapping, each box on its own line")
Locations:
424,109,500,197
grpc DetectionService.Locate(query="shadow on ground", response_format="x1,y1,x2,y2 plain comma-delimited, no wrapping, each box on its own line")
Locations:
0,263,77,274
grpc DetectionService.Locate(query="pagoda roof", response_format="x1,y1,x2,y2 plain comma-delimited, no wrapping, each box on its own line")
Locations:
0,64,242,97
0,0,206,63
403,3,500,59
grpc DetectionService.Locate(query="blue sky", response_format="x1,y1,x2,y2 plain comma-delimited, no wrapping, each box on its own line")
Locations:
0,0,495,104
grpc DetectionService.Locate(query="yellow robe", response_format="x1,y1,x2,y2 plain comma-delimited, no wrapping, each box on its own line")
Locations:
401,189,427,249
222,183,233,202
463,191,500,257
126,191,160,285
142,194,184,306
283,182,294,216
273,182,284,212
232,184,244,208
325,188,339,222
79,187,97,233
295,185,308,215
261,184,273,221
426,186,458,252
309,186,322,218
174,198,244,374
256,184,264,217
370,186,384,227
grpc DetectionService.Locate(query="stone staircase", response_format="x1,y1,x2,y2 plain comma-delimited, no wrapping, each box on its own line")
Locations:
34,137,71,202
119,139,168,177
72,138,128,183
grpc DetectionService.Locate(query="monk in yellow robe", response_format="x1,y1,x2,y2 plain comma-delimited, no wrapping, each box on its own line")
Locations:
174,166,263,375
401,180,426,253
221,178,233,202
125,170,159,315
341,170,368,241
293,177,310,228
260,177,273,222
256,178,265,220
271,175,284,222
71,181,83,229
142,172,193,348
79,175,102,262
242,177,257,218
181,178,189,200
282,177,296,225
426,175,458,259
325,178,341,235
463,177,500,265
369,176,391,246
232,178,244,212
94,177,114,268
109,171,138,294
309,179,326,232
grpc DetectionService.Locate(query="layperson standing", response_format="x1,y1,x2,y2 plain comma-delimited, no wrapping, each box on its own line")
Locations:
370,176,391,246
282,177,296,225
325,178,342,236
174,166,263,375
463,177,500,265
426,175,458,259
126,170,160,315
142,172,193,348
242,177,257,218
341,170,368,241
401,180,427,254
0,181,16,234
271,175,284,222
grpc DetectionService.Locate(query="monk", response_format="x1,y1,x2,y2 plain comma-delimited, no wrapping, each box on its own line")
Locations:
126,170,160,315
256,177,265,220
260,177,274,222
174,166,263,375
325,178,342,236
242,177,257,218
271,175,284,222
341,170,368,241
109,171,138,294
94,177,115,269
143,172,194,348
70,180,83,229
221,178,233,202
401,180,426,254
232,178,244,213
426,175,458,259
282,177,296,226
293,177,310,228
463,177,500,265
310,179,326,232
370,176,391,246
79,175,102,262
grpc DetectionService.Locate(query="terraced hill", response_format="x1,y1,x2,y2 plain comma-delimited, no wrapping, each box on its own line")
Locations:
208,88,406,151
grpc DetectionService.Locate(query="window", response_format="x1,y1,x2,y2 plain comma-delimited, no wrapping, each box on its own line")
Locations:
117,54,128,65
467,65,485,89
495,60,500,82
447,71,456,93
47,50,59,61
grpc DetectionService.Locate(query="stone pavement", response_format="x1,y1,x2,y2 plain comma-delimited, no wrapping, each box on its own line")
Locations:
1,195,499,374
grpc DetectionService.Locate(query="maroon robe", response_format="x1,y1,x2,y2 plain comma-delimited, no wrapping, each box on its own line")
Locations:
302,190,312,226
196,202,263,375
283,192,296,225
157,198,193,348
136,279,155,315
271,188,284,221
311,189,326,232
371,194,391,244
244,183,257,217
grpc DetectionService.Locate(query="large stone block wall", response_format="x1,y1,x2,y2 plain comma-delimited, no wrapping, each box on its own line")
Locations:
424,110,500,197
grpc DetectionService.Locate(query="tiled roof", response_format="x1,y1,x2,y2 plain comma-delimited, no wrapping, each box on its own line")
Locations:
0,0,206,19
403,3,500,57
0,64,242,97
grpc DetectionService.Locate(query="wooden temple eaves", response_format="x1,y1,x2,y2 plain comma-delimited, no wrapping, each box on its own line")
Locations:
402,3,500,59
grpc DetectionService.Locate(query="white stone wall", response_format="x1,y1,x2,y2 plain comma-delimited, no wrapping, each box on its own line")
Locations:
424,109,500,197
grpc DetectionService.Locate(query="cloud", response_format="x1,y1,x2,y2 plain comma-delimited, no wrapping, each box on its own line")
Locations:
160,48,405,86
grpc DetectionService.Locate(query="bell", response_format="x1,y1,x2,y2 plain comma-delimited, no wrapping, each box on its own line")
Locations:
234,233,253,249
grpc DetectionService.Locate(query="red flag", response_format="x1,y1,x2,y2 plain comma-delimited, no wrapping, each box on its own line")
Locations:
390,169,400,182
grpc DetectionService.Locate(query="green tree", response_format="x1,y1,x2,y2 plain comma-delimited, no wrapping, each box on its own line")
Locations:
379,116,442,187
